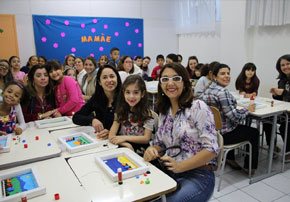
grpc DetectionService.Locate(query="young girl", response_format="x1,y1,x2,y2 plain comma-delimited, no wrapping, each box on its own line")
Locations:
117,56,142,82
194,61,219,97
46,60,84,116
109,75,155,155
0,81,26,135
97,55,109,68
75,57,86,85
63,54,76,71
235,63,260,98
20,55,38,74
63,68,77,81
9,56,26,83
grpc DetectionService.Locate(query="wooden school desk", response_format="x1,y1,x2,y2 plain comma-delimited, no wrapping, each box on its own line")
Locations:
67,148,177,202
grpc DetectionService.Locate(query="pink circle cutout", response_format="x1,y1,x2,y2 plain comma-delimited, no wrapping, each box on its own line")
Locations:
60,32,66,37
41,37,47,42
71,47,76,52
114,32,119,36
53,43,59,48
45,19,51,25
138,43,142,47
90,53,95,57
93,19,98,23
135,29,139,33
81,24,85,28
127,41,132,46
99,47,104,51
104,24,108,29
125,22,129,27
64,20,69,26
91,28,96,33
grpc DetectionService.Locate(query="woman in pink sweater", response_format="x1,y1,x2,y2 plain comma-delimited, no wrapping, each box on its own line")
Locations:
46,60,84,116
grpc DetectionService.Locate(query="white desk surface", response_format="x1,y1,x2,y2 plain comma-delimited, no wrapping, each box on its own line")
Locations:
50,126,118,158
67,148,177,202
0,127,61,170
0,157,91,202
145,81,158,94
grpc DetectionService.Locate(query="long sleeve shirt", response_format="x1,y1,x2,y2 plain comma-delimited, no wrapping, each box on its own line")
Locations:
55,76,85,116
202,82,249,135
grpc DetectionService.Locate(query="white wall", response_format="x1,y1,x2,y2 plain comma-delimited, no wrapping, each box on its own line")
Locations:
0,0,178,73
179,0,290,98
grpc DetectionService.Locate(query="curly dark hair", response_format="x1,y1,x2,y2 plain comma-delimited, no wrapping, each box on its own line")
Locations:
155,63,194,115
116,75,151,122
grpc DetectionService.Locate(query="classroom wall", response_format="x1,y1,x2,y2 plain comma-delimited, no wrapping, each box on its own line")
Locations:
178,0,290,98
0,0,178,73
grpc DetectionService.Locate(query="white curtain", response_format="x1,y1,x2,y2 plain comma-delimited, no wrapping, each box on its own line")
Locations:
175,0,217,34
246,0,290,27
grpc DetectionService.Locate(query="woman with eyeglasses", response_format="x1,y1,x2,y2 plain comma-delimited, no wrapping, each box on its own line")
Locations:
117,55,142,82
0,59,14,103
143,63,219,202
202,63,259,174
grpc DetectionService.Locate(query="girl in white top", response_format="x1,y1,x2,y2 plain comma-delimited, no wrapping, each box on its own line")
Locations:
117,56,142,83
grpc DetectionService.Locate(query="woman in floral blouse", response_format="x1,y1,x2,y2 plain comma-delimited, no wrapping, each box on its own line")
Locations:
143,63,219,202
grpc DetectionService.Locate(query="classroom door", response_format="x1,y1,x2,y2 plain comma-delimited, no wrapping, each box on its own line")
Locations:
0,14,19,60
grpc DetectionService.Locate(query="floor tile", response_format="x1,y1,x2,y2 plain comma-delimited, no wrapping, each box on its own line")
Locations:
273,195,290,202
218,190,259,202
241,181,284,202
262,174,290,194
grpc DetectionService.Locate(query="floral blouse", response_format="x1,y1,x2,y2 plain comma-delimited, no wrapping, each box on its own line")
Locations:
152,100,219,165
118,112,155,136
0,105,17,133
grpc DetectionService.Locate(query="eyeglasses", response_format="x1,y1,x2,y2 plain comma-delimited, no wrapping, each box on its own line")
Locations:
124,61,133,64
160,76,182,83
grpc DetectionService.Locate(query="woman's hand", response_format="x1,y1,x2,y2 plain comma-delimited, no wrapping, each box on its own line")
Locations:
98,129,109,139
92,119,104,133
160,156,184,173
270,88,284,96
15,127,23,135
0,131,7,136
110,136,126,144
144,146,159,162
246,103,256,112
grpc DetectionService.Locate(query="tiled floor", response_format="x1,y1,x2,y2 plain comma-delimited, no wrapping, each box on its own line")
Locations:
211,141,290,202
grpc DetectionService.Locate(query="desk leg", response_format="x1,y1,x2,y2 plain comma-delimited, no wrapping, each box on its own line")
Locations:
282,112,289,172
161,194,167,202
251,115,279,183
267,115,277,174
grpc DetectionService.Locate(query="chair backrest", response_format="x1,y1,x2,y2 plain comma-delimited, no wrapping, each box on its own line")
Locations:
209,106,222,131
151,110,159,140
209,106,224,170
216,132,224,170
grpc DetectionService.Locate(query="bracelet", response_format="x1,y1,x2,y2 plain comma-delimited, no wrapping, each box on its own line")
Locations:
38,113,43,120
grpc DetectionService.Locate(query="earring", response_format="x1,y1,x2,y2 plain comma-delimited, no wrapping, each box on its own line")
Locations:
162,93,165,96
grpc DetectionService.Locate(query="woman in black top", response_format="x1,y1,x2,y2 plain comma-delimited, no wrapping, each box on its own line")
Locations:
73,64,122,139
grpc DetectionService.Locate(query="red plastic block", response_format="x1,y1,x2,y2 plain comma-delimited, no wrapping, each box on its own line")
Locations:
13,138,16,141
54,193,60,200
21,197,27,202
35,136,39,140
24,144,28,148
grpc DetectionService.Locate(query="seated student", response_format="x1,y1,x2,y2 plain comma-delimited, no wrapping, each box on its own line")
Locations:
117,56,141,82
108,47,120,68
73,65,122,139
177,54,183,65
202,63,259,173
134,56,143,68
235,63,260,98
97,55,109,68
166,53,178,64
0,81,26,135
264,54,290,162
141,56,151,80
194,61,219,97
75,57,86,85
144,63,218,202
38,56,47,66
186,56,199,87
21,65,59,122
63,67,77,81
63,54,76,71
81,56,98,102
46,60,84,116
151,54,165,80
20,55,38,74
9,56,26,84
109,75,155,155
0,59,14,103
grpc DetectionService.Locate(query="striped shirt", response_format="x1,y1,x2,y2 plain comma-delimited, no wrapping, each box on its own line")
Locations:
201,82,249,134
